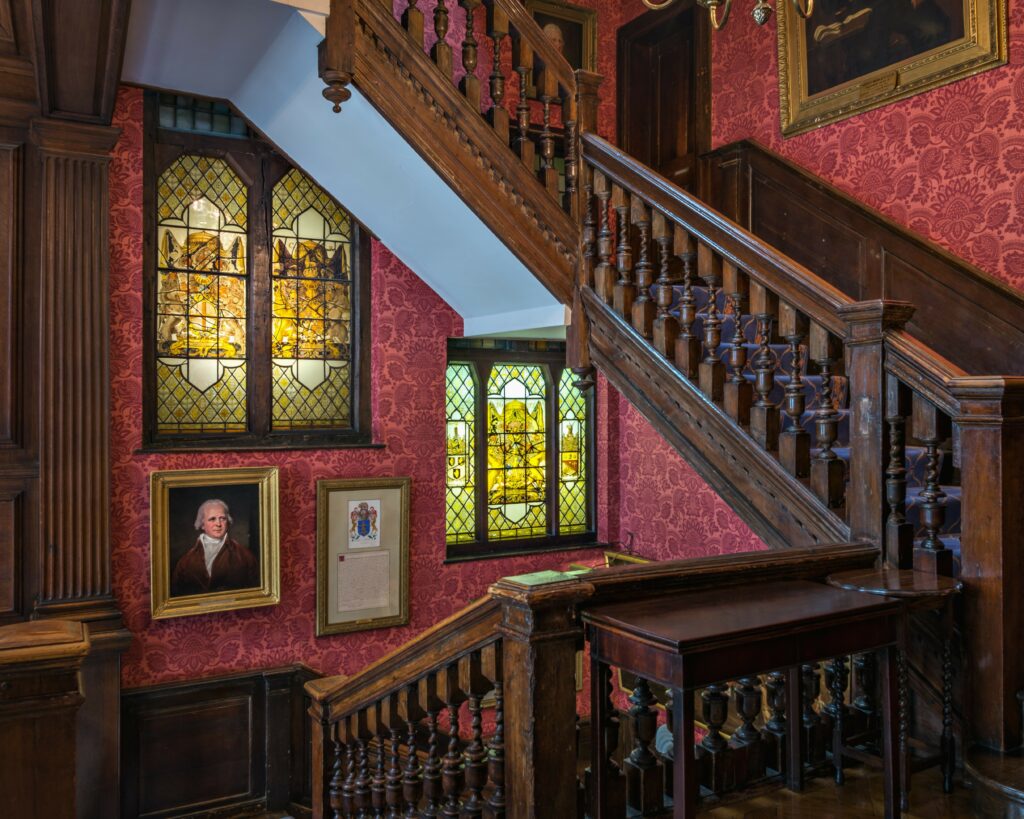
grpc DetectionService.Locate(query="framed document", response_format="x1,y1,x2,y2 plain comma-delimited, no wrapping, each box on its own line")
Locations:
316,477,410,636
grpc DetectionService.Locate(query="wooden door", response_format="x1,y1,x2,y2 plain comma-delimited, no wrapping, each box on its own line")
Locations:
617,3,710,194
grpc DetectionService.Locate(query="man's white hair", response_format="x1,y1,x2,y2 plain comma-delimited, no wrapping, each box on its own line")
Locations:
194,499,232,530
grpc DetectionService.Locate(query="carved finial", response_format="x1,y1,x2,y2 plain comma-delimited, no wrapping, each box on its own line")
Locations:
321,70,353,113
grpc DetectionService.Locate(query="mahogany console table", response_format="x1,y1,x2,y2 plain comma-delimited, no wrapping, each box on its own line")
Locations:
582,580,905,818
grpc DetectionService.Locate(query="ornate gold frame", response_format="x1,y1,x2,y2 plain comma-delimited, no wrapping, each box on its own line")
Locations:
778,0,1007,136
150,466,280,620
526,0,598,72
316,476,411,636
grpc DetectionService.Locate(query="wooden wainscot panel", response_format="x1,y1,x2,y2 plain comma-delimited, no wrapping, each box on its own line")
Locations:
749,169,871,301
121,665,317,819
0,139,20,449
0,483,21,615
0,0,39,122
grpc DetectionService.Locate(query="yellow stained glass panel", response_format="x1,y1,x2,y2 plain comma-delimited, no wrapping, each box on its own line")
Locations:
446,363,476,544
558,369,588,534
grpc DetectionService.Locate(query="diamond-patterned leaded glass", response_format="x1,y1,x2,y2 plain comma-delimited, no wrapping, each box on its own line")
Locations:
486,364,547,540
558,369,588,534
155,155,248,434
446,363,477,544
271,169,353,429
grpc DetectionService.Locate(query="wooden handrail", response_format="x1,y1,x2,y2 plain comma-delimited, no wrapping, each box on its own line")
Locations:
495,0,575,93
884,331,967,419
307,596,501,720
582,133,853,337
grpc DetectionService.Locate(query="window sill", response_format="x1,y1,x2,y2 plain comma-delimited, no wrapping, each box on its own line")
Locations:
136,434,384,454
443,536,607,565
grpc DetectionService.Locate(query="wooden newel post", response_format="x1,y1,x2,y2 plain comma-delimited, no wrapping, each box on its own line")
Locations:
950,377,1024,751
836,300,915,552
319,0,357,112
306,680,339,819
568,70,603,379
490,572,595,819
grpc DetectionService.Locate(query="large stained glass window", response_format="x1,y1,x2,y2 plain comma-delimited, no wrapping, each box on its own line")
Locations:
271,169,353,429
445,340,594,558
145,92,370,448
155,155,248,434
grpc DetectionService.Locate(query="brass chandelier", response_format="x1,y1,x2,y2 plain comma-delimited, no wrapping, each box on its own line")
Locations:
641,0,814,30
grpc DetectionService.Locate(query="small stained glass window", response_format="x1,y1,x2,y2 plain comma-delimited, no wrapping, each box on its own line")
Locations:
445,363,476,543
271,169,353,429
558,368,587,534
155,155,248,434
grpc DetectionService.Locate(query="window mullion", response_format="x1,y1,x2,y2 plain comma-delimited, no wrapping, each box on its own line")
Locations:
248,154,273,437
474,358,489,545
547,365,558,537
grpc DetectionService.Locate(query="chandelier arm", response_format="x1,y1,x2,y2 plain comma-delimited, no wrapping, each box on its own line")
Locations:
641,0,679,9
709,0,732,30
791,0,814,18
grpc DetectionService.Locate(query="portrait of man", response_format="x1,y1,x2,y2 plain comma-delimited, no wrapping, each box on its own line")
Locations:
526,1,596,98
170,498,259,596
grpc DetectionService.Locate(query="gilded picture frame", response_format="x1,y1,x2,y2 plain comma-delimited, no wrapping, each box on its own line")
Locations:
150,466,280,620
316,477,411,636
525,0,597,97
778,0,1007,136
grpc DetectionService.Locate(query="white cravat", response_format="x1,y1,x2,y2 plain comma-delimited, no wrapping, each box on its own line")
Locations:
200,534,227,576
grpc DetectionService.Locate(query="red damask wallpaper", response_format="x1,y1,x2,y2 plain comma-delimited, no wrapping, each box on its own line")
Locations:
713,0,1024,293
110,87,606,688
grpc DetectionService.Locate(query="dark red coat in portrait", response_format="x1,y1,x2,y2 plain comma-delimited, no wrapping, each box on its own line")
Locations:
170,538,259,597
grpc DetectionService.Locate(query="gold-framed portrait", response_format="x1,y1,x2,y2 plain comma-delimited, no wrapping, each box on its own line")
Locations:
525,0,597,97
150,466,280,620
316,477,410,636
778,0,1007,136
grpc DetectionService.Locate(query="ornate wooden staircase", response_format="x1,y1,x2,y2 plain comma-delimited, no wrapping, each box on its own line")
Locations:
309,0,1024,815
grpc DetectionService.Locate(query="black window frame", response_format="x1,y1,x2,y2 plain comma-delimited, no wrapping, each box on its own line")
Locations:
444,339,598,562
140,91,373,451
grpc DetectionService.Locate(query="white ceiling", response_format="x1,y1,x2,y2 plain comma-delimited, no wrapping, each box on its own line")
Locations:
122,0,567,338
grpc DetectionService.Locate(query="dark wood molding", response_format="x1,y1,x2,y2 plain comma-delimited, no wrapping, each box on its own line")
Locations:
122,664,319,819
348,0,576,304
30,0,130,124
583,286,849,551
703,140,1024,376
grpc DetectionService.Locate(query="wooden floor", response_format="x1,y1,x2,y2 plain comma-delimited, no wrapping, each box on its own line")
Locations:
702,766,971,818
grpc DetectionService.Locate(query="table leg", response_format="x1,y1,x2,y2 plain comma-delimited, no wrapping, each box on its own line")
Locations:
673,686,697,819
880,644,902,819
898,622,909,811
589,652,609,819
830,655,847,786
785,667,804,792
941,601,955,794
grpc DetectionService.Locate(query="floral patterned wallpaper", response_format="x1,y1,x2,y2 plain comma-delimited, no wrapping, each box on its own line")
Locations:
712,0,1024,293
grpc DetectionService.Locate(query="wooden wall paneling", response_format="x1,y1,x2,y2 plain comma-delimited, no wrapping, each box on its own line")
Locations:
0,140,20,448
0,0,39,124
121,666,318,819
0,483,22,616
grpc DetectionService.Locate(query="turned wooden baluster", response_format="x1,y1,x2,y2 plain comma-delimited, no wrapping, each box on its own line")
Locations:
588,652,626,817
885,376,914,568
420,674,445,817
460,651,490,817
538,67,559,197
701,683,730,793
673,226,700,379
485,5,509,144
631,198,655,339
564,102,578,204
482,642,506,819
624,677,662,814
399,683,426,816
370,703,388,818
432,0,453,80
592,170,614,303
827,656,849,785
749,283,780,452
723,262,752,426
763,671,787,774
341,715,358,816
330,723,346,819
439,662,467,817
912,394,954,576
402,0,425,48
801,663,821,765
732,677,765,786
459,0,482,111
513,38,535,168
852,652,877,717
355,709,373,816
380,694,403,819
612,185,636,319
810,323,845,508
698,244,726,402
779,302,810,478
580,167,596,290
651,211,679,357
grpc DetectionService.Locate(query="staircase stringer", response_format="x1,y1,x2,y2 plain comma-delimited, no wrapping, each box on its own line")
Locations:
585,288,850,551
